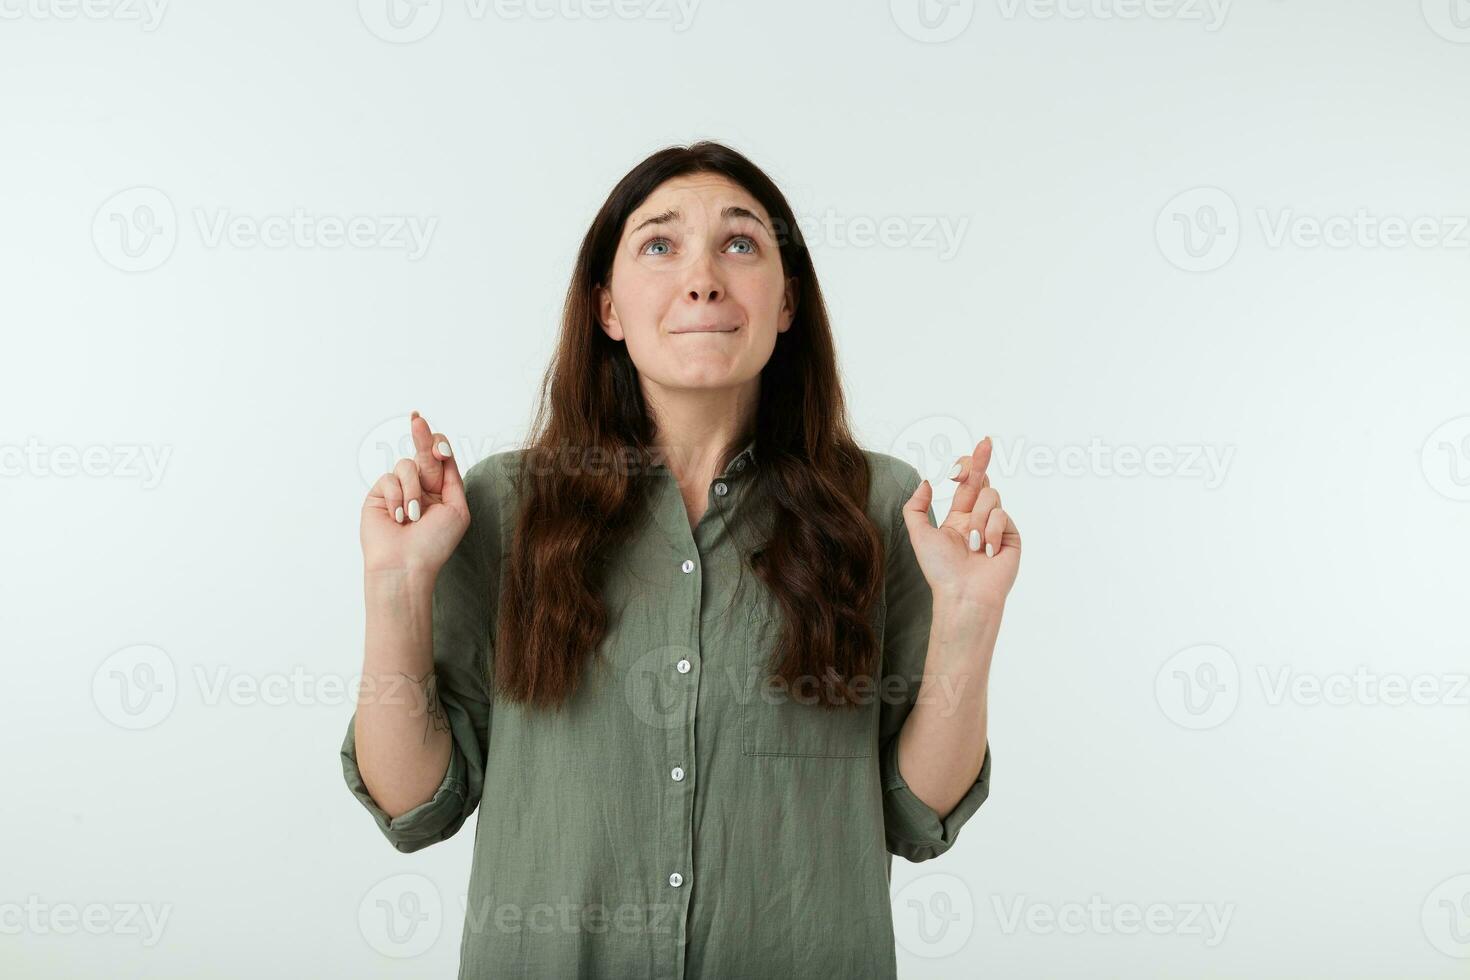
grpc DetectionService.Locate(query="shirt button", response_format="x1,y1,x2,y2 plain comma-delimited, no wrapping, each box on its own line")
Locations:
669,872,684,887
714,481,728,496
676,658,691,674
680,559,694,573
735,458,746,471
671,766,685,781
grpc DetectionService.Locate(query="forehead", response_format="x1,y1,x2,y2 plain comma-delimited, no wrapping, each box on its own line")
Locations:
624,173,769,231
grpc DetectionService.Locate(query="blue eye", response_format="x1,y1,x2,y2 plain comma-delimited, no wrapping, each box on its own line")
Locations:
640,233,757,257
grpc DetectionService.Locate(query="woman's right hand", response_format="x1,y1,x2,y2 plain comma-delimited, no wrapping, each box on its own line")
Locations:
360,411,471,577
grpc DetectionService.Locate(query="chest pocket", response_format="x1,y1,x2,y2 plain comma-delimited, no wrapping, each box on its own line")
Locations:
739,592,885,759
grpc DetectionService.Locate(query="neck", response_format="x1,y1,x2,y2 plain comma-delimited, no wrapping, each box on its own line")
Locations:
643,377,758,485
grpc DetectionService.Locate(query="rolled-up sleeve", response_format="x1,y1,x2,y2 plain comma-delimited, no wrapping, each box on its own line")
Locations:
877,460,993,863
340,456,500,854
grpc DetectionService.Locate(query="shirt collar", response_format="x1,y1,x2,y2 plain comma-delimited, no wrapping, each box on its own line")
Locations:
644,437,758,479
725,437,758,476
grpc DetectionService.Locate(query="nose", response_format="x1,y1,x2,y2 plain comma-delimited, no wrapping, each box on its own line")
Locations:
682,249,723,302
673,239,726,301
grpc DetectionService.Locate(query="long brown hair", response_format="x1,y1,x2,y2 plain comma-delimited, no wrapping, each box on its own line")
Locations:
496,140,886,711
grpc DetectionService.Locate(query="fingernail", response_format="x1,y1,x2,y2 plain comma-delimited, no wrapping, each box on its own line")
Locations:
947,461,962,481
410,410,420,420
985,542,994,558
437,441,452,457
408,499,421,522
394,506,404,524
968,528,980,552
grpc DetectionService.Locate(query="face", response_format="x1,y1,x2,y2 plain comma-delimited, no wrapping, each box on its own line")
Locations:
596,172,797,391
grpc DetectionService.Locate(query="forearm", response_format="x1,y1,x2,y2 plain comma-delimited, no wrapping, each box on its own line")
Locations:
354,569,454,819
893,596,1000,819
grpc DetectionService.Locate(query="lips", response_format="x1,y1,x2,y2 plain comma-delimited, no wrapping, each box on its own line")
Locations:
671,323,741,334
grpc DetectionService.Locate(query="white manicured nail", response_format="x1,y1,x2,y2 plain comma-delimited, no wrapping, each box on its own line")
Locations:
947,461,962,481
408,499,421,522
985,542,994,558
394,506,404,524
968,528,980,552
437,441,452,457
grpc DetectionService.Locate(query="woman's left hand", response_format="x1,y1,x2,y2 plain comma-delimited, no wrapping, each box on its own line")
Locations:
901,436,1022,611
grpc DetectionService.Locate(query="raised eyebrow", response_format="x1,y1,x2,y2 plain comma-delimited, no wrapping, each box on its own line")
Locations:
628,205,771,237
720,205,771,234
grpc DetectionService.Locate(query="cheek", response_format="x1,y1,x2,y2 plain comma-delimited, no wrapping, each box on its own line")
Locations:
612,269,671,326
728,267,785,310
612,281,671,362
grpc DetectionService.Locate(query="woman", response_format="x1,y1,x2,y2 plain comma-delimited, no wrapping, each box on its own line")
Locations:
342,141,1021,978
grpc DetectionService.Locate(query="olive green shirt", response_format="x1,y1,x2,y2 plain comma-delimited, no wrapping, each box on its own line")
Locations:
340,441,993,978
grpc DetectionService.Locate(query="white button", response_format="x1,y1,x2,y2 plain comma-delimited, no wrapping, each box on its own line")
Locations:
668,872,683,887
714,482,727,496
681,559,694,573
676,658,691,674
671,766,685,781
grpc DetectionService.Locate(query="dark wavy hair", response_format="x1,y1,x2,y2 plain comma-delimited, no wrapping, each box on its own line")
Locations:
495,140,886,711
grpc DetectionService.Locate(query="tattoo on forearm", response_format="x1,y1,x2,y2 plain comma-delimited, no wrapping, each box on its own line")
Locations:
397,670,451,744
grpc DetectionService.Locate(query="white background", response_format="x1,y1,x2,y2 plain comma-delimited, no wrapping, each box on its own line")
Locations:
3,0,1469,976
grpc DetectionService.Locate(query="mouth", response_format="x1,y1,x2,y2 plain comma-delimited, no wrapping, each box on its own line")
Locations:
670,323,742,334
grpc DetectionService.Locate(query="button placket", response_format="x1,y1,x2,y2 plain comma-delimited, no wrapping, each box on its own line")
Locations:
647,442,753,975
665,521,702,972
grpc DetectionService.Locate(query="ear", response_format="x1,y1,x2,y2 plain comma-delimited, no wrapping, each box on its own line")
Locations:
777,275,799,333
594,283,624,341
